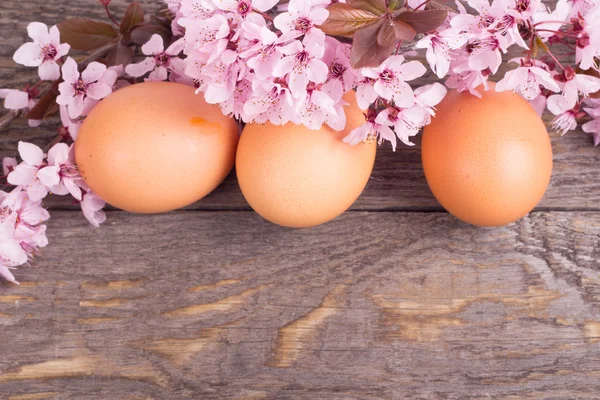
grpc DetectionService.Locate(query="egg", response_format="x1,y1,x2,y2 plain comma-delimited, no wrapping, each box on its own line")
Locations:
75,81,239,213
236,92,377,228
422,83,553,227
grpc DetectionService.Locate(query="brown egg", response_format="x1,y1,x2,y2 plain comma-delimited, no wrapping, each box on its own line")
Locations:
75,81,239,213
236,92,377,228
422,83,553,227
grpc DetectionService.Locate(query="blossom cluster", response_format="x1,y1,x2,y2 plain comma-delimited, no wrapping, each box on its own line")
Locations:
1,0,599,282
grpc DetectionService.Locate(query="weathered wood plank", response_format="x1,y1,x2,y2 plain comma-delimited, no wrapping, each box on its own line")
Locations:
1,0,599,212
1,211,599,398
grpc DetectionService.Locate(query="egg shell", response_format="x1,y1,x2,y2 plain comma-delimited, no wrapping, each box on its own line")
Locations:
236,93,377,228
422,83,553,227
75,81,239,213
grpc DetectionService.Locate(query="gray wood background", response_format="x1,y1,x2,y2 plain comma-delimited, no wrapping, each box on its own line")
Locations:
1,1,599,399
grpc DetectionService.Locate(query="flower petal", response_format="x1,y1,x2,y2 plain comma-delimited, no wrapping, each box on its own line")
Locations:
47,142,69,165
13,43,43,67
82,62,107,84
142,34,165,55
38,60,61,80
27,22,49,42
37,165,61,187
125,58,156,77
4,91,29,110
18,141,44,166
7,164,37,185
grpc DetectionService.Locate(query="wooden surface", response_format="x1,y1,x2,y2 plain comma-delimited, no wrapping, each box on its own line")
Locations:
1,1,600,399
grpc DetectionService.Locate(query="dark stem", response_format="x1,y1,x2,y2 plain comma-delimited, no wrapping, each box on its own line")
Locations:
535,29,579,38
104,4,120,26
413,0,432,10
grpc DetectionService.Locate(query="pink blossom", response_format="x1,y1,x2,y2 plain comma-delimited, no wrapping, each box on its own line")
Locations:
321,37,358,101
179,14,230,54
533,0,570,41
359,55,426,108
549,67,600,110
59,105,81,141
550,109,579,135
7,142,49,201
0,187,50,283
466,34,508,73
56,58,117,119
125,35,186,81
273,40,329,101
3,157,17,176
296,87,344,130
243,81,297,125
344,120,393,148
80,191,106,227
12,22,70,80
575,5,600,70
0,88,41,127
416,28,467,78
446,68,489,97
241,20,298,80
582,109,600,146
495,59,560,100
274,0,329,50
529,94,548,116
214,0,279,18
179,0,216,19
37,143,83,200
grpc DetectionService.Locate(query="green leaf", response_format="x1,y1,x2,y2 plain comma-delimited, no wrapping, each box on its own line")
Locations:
388,0,406,11
350,19,396,68
58,18,119,51
395,9,448,33
130,23,172,45
120,2,145,34
347,0,388,15
320,3,380,37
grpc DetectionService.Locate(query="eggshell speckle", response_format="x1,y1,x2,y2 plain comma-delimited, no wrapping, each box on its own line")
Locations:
422,83,553,227
236,93,377,228
75,81,239,213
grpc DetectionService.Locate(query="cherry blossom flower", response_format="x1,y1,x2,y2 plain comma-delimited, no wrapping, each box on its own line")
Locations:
582,105,600,145
56,58,117,119
7,142,49,201
37,143,83,200
274,0,329,50
548,66,600,111
296,86,343,130
466,34,508,73
0,88,41,127
575,17,600,71
59,105,81,141
12,22,70,80
241,21,298,80
3,157,17,176
0,187,50,284
125,35,186,81
358,56,426,109
178,14,230,54
80,191,106,227
321,38,357,102
344,119,392,148
416,28,468,79
495,59,560,100
550,108,579,135
243,81,297,125
273,40,329,101
214,0,279,19
533,0,570,41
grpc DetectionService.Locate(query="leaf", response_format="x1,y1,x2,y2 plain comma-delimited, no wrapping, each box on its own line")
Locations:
377,20,397,46
105,41,134,65
130,23,172,45
347,0,388,15
392,19,417,41
58,18,119,51
351,19,396,68
320,3,380,37
26,82,59,120
388,0,406,11
395,9,448,34
120,2,144,34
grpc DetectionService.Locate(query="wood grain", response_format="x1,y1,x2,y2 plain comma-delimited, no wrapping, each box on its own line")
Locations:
2,1,600,399
0,211,598,398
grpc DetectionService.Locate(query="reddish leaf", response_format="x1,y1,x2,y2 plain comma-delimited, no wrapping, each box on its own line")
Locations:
392,19,417,40
377,20,397,46
120,2,145,34
388,0,406,11
26,82,59,120
395,9,448,33
105,41,134,65
130,23,172,45
348,0,388,15
320,2,380,37
351,19,396,68
58,18,119,51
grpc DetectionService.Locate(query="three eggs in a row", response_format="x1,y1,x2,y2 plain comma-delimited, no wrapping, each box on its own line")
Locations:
75,81,552,228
